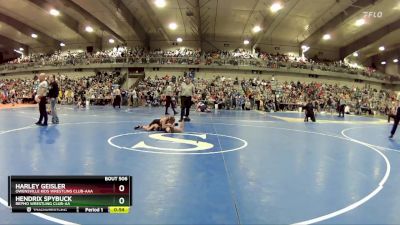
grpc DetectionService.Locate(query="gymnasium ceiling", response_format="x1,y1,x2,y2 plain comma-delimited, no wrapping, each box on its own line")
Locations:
0,0,399,62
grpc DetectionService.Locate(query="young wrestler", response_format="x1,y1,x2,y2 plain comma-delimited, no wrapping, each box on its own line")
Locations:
134,116,175,131
164,120,185,133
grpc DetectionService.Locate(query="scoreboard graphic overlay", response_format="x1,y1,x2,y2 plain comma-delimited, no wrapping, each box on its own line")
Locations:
8,176,132,213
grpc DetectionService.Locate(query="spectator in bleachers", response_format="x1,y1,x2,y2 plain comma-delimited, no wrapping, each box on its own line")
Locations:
1,68,397,119
2,46,397,81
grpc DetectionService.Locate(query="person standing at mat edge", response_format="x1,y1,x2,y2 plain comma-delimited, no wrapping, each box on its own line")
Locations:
113,86,121,108
303,99,316,122
35,73,48,126
179,77,195,122
389,102,400,138
338,95,346,117
48,74,59,124
164,81,177,115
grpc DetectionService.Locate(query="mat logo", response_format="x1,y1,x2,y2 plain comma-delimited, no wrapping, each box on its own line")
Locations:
132,133,214,151
108,132,248,155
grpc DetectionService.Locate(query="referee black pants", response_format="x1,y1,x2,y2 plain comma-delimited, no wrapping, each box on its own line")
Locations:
165,96,176,114
180,96,191,119
113,95,121,108
38,97,48,125
391,118,400,135
255,100,260,110
388,114,396,123
338,104,345,117
304,112,316,122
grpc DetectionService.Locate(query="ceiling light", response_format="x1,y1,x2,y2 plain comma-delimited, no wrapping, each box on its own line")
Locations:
154,0,166,8
353,52,358,57
394,2,400,10
19,47,24,51
252,25,261,33
60,42,65,47
381,61,386,65
379,46,385,51
355,18,365,27
243,39,250,45
14,49,23,55
322,34,331,40
394,59,399,63
301,45,310,53
176,37,183,42
168,22,177,30
49,9,60,16
85,26,94,33
270,2,283,12
109,38,115,44
31,33,38,38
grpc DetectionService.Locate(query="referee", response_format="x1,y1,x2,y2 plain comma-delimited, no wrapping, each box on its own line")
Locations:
338,96,346,117
48,74,59,124
303,99,316,122
179,77,195,122
35,73,48,126
113,86,121,108
389,101,400,138
164,81,177,115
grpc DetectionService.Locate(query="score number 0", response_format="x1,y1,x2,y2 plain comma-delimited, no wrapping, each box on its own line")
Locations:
118,184,126,205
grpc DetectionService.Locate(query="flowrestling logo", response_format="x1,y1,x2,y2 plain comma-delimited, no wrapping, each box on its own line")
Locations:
363,11,383,18
107,132,248,155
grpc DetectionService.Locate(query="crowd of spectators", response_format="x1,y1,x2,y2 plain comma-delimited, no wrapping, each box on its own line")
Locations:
1,47,397,81
1,70,397,116
0,71,125,105
133,75,397,115
204,49,259,66
0,78,35,104
2,46,202,68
